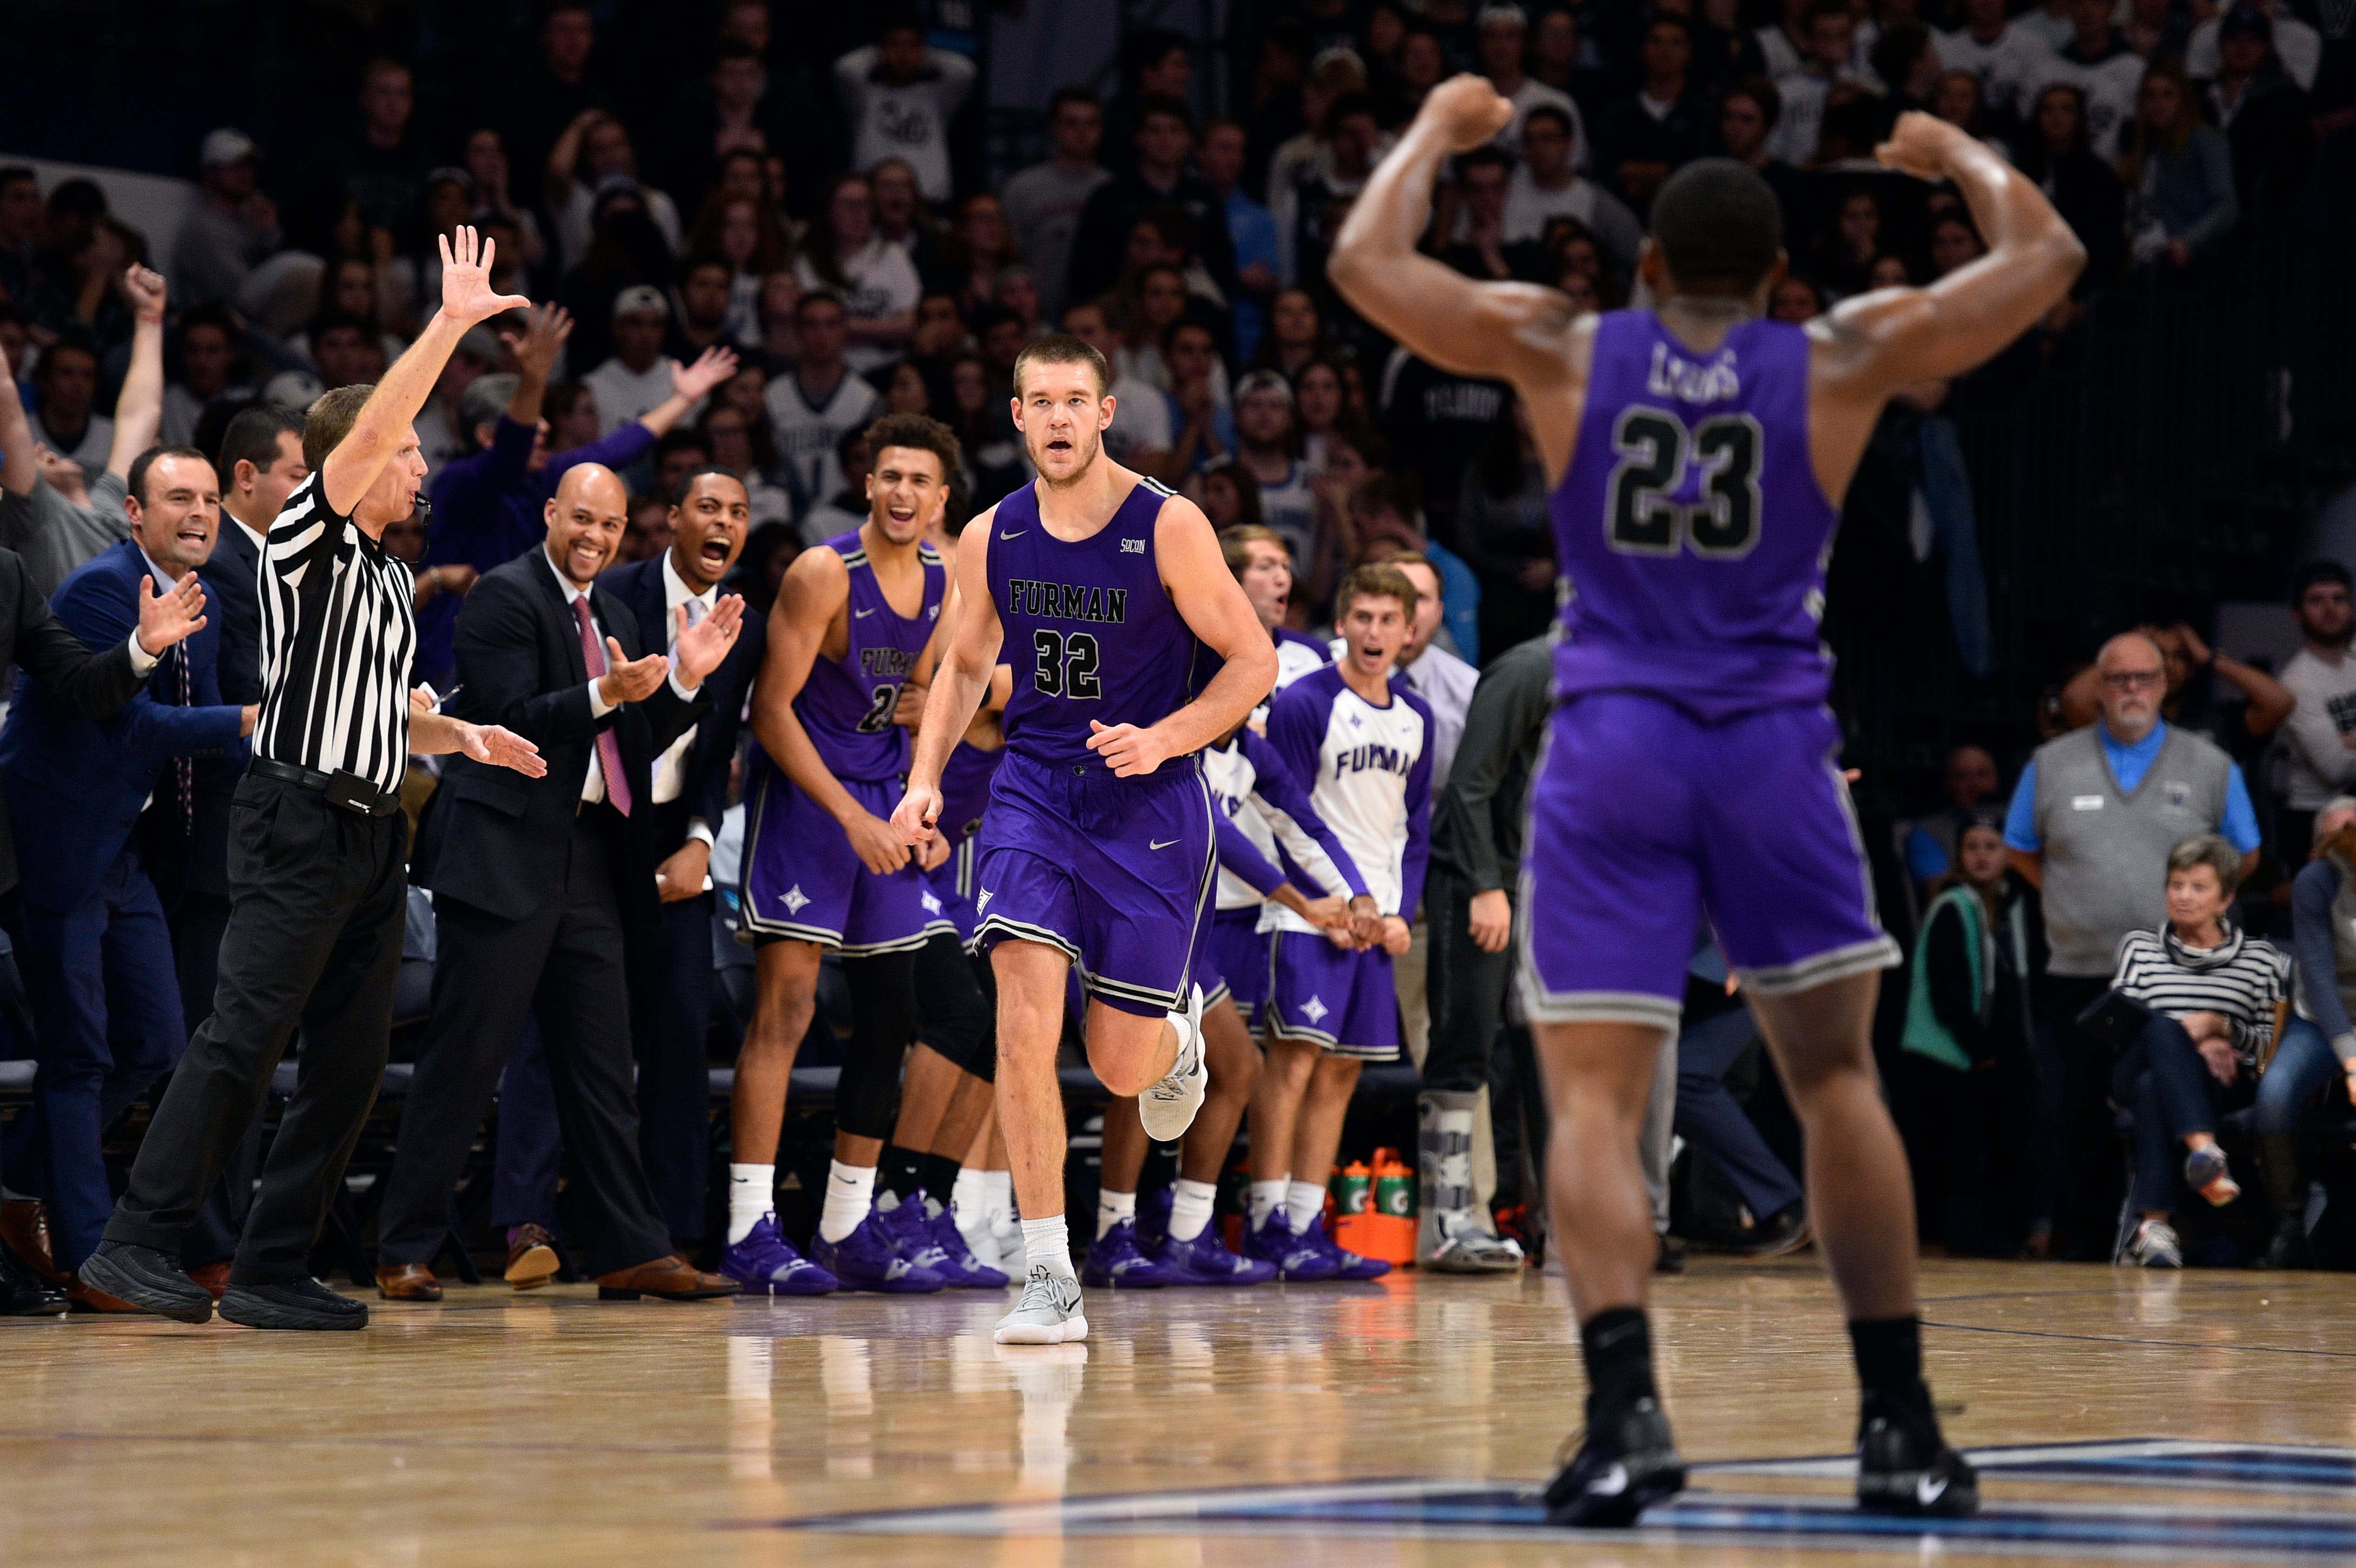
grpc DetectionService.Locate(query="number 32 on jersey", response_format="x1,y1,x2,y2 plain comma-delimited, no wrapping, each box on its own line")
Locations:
1605,406,1763,560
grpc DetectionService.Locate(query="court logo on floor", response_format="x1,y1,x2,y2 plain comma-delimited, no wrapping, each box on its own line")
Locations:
746,1440,2356,1559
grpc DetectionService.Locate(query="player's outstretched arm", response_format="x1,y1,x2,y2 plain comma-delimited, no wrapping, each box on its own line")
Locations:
1328,76,1583,399
894,514,1005,840
1086,496,1276,779
1816,114,2084,395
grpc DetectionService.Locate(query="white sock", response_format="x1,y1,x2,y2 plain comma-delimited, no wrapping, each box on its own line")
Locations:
986,1169,1014,1213
1249,1178,1290,1229
1096,1188,1136,1240
818,1160,876,1243
952,1168,991,1223
727,1163,774,1245
1288,1179,1328,1233
1021,1215,1077,1279
1169,1177,1218,1242
1161,1006,1198,1080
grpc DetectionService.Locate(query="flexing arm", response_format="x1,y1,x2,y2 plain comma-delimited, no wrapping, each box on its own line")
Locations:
1812,114,2084,396
108,266,169,478
894,516,1005,840
1085,497,1277,778
749,546,906,874
1328,77,1586,403
321,229,530,517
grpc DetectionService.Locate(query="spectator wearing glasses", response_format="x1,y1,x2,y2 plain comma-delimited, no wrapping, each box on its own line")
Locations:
2003,632,2262,1258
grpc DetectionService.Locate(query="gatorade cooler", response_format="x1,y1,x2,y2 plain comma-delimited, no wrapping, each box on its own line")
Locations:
1336,1148,1417,1263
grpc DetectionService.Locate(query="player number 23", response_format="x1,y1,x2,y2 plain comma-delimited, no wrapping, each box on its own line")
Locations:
1031,629,1103,699
1605,407,1763,559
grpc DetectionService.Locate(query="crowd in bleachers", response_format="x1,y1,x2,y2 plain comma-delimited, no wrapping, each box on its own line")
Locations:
0,0,2352,1312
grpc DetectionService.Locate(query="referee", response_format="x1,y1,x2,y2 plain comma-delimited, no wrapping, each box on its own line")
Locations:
84,230,546,1330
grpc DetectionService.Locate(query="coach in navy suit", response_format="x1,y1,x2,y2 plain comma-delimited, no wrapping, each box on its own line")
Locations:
493,466,763,1256
373,461,746,1300
0,444,252,1288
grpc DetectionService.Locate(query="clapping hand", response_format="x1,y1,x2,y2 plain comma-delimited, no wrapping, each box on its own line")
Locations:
671,593,746,687
597,640,672,705
135,572,208,656
438,226,532,327
671,345,741,403
461,722,548,778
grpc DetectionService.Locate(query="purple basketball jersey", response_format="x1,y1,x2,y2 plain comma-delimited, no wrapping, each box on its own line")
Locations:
796,528,946,781
986,476,1202,771
937,738,1002,843
1549,310,1838,719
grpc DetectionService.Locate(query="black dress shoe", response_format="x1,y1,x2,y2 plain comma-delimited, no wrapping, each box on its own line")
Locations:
79,1241,214,1324
219,1276,369,1331
0,1240,65,1316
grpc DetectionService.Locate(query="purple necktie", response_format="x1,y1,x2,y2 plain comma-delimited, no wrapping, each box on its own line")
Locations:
571,596,633,816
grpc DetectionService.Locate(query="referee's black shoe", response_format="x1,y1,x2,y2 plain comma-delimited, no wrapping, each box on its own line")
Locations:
1541,1397,1687,1526
80,1241,214,1324
1856,1410,1978,1517
220,1275,369,1331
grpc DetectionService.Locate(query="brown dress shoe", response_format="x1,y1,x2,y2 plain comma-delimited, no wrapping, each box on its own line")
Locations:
597,1255,737,1301
1,1199,68,1285
185,1262,232,1302
375,1263,444,1302
68,1276,144,1313
504,1225,560,1290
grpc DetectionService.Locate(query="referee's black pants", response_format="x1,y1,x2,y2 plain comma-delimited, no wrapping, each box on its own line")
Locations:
106,774,408,1285
375,808,672,1278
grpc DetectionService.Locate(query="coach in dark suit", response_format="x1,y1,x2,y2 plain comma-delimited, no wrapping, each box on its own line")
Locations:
373,461,745,1301
491,466,763,1259
0,445,250,1295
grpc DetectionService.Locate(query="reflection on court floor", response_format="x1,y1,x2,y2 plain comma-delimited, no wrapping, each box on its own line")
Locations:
757,1439,2356,1560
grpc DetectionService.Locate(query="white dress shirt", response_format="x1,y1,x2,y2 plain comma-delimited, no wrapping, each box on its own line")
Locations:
543,548,695,805
649,552,718,841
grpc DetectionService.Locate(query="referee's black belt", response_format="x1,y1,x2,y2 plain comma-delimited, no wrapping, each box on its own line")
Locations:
249,758,404,816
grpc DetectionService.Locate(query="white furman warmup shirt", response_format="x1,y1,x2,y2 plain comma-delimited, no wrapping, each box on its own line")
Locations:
765,368,880,517
1200,727,1365,912
1259,662,1432,936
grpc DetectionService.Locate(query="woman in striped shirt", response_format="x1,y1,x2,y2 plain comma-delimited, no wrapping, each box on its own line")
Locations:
2113,833,2291,1268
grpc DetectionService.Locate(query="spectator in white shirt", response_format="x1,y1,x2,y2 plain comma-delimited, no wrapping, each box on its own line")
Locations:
584,286,689,435
793,172,920,374
833,22,977,204
25,336,110,470
1768,0,1881,166
1060,300,1172,479
2026,0,2148,160
1477,3,1588,162
171,129,282,312
2277,562,2356,838
1501,105,1645,267
998,88,1111,319
1935,0,2052,120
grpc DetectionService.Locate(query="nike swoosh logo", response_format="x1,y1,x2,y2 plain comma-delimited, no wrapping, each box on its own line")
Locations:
999,529,1027,539
1591,1463,1629,1497
1916,1475,1948,1506
1150,837,1180,850
854,607,876,617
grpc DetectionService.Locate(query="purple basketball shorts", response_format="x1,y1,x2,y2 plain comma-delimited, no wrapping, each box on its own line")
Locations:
1517,693,1899,1031
1264,930,1401,1061
972,749,1216,1018
737,761,932,954
1204,907,1270,1027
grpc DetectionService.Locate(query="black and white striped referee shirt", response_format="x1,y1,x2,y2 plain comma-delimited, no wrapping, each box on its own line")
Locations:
253,472,417,795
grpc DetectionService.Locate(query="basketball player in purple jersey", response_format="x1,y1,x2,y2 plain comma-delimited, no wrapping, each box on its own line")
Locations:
892,334,1277,1344
727,414,971,1296
1333,88,2083,1523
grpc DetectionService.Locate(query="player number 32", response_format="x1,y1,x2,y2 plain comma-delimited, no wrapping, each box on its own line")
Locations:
1031,628,1103,699
1605,406,1764,559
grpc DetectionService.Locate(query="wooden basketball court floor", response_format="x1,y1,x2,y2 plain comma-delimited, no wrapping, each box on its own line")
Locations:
4,1255,2353,1566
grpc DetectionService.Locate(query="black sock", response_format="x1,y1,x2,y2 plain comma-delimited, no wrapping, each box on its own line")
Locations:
916,1152,962,1203
881,1145,926,1202
1580,1307,1657,1431
1849,1315,1937,1430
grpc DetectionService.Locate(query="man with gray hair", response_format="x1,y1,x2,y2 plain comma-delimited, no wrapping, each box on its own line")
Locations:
2002,630,2263,1257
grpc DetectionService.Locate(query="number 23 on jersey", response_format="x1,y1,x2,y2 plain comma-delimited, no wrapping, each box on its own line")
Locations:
1605,406,1764,560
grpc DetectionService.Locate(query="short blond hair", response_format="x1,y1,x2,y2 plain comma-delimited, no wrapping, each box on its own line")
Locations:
1336,561,1418,620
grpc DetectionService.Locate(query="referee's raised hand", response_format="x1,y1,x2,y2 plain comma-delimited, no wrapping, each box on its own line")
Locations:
435,226,532,328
